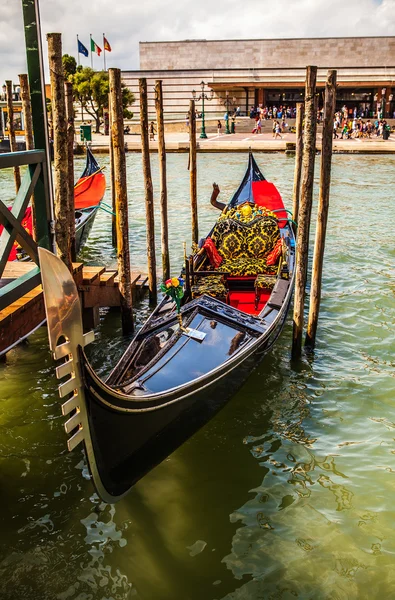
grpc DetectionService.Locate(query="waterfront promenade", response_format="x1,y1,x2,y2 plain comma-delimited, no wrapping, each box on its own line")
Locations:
89,128,395,154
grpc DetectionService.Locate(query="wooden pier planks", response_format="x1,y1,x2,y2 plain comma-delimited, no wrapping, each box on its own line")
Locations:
0,261,147,355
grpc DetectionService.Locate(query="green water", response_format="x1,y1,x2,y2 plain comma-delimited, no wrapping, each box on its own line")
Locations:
0,153,394,600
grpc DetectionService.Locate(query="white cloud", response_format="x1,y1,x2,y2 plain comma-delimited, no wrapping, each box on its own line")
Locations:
1,0,394,85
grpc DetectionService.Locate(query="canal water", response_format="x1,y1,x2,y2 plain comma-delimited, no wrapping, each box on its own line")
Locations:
0,152,394,600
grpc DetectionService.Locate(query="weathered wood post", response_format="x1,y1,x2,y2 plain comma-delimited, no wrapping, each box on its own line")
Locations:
292,102,304,226
139,77,157,304
305,70,337,349
189,99,198,244
109,68,134,333
155,80,170,280
5,80,21,191
292,65,318,360
65,80,76,261
19,74,34,150
47,33,72,270
108,93,117,248
19,73,36,238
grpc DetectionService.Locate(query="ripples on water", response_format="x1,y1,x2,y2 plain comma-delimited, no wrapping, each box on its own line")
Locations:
0,153,394,599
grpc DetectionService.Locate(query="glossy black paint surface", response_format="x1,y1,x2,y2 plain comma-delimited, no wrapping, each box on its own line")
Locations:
82,294,291,500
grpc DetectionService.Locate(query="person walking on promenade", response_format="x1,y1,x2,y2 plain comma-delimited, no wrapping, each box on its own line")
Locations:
217,120,222,136
333,119,339,139
149,121,156,141
257,117,262,134
231,116,236,134
274,121,282,139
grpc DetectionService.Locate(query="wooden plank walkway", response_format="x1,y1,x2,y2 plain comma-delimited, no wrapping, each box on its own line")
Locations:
0,261,148,356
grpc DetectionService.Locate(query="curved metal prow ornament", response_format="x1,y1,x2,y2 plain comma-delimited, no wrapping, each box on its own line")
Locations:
38,248,94,452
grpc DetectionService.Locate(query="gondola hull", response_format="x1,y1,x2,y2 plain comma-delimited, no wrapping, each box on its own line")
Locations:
82,292,291,501
75,205,100,254
39,152,295,503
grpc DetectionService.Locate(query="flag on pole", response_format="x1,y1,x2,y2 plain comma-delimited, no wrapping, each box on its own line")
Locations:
91,37,102,56
78,39,89,57
103,36,112,52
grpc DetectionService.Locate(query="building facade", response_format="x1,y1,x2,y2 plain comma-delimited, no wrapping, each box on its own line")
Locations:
122,37,395,120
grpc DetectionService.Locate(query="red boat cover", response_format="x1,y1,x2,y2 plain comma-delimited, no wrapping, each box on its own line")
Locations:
252,180,288,227
2,148,106,261
0,207,33,261
74,172,106,209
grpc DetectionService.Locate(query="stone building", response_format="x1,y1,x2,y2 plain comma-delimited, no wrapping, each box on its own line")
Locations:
122,36,395,120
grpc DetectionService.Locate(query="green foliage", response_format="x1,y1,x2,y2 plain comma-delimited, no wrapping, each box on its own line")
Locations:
62,54,77,80
70,67,135,132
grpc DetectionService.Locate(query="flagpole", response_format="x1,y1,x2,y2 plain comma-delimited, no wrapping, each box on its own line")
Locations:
90,33,93,69
103,33,106,71
77,34,80,66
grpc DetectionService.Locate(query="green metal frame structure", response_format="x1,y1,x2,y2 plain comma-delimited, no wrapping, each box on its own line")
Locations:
0,150,51,310
0,0,53,312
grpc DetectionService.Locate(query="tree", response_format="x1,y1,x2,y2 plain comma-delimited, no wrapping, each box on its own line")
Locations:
62,54,77,80
70,67,135,133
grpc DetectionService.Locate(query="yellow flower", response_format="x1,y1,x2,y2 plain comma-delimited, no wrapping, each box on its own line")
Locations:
171,277,180,287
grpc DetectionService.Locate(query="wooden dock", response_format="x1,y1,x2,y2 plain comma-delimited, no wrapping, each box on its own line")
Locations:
0,261,148,356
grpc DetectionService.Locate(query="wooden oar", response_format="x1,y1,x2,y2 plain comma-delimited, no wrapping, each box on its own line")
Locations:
74,166,105,191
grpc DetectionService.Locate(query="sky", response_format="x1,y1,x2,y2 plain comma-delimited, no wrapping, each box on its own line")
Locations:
1,0,394,86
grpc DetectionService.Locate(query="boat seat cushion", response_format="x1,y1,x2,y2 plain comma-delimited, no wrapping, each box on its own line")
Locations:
191,274,227,300
209,211,280,276
211,215,279,260
219,258,278,277
254,274,277,290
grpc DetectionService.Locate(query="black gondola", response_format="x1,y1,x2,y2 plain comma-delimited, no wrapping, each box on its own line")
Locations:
39,152,296,503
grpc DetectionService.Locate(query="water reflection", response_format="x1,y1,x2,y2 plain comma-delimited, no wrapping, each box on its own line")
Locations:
1,154,395,599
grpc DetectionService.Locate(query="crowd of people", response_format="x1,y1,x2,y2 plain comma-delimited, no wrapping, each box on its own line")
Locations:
333,114,391,139
250,105,297,120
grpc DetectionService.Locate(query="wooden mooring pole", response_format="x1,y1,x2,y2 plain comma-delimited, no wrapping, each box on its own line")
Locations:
189,99,198,244
139,77,157,304
65,80,76,261
5,80,21,192
155,80,170,280
305,70,337,349
47,33,72,270
109,68,134,334
292,102,304,226
19,74,34,151
19,73,36,238
292,65,318,360
108,93,117,248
